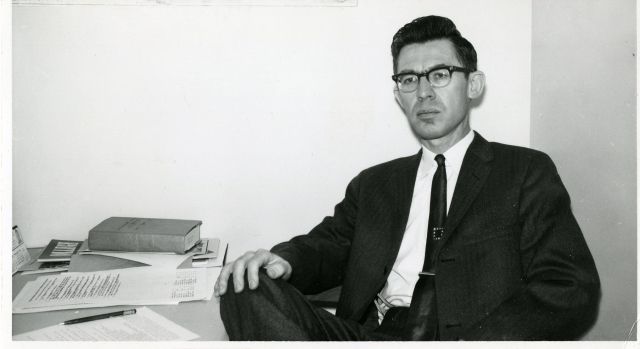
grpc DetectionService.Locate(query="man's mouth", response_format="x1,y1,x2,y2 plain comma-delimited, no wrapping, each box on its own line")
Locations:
416,109,440,118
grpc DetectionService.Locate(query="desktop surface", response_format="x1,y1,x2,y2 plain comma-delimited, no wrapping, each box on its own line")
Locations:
12,249,229,341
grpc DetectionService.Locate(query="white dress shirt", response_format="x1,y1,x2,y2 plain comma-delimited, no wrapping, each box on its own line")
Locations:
378,131,475,318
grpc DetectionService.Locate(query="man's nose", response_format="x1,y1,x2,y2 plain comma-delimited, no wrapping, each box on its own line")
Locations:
417,76,435,100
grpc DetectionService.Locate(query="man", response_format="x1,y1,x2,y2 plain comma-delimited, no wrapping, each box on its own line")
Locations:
214,16,600,341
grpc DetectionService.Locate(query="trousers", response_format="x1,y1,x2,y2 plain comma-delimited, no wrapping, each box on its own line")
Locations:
219,270,406,341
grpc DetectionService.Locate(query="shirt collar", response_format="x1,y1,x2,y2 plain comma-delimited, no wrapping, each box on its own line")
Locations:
419,131,475,180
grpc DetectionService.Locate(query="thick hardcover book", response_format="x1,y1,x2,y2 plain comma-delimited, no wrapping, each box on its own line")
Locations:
88,217,202,254
37,239,83,262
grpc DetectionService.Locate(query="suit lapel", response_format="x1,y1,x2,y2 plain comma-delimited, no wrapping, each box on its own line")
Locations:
436,132,493,253
383,150,422,264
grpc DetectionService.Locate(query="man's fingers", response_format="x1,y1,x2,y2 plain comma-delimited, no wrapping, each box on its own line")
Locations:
231,253,252,293
214,249,292,297
214,263,234,297
247,250,271,290
265,255,292,280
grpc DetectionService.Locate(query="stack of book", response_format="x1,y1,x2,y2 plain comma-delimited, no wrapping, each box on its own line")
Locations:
84,217,226,269
18,239,83,275
17,217,227,275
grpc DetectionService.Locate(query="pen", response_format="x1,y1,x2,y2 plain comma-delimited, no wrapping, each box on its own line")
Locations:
58,309,137,325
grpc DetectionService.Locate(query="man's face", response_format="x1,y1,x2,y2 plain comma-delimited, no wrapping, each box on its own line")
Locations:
394,40,478,150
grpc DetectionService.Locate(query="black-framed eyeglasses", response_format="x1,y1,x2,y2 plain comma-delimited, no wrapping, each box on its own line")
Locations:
391,66,472,92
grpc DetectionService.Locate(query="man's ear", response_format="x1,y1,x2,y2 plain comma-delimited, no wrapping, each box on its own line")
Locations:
467,71,485,99
393,87,405,110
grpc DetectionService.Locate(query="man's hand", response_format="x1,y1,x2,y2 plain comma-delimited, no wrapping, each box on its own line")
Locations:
214,249,292,297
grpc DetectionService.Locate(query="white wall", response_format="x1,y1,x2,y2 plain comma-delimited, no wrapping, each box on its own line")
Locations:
12,1,531,259
531,0,636,340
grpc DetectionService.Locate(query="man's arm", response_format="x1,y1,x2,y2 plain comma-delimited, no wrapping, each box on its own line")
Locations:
463,152,600,340
270,172,362,295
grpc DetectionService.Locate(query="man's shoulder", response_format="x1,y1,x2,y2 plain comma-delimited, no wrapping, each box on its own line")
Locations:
477,140,560,181
487,141,554,165
359,151,420,177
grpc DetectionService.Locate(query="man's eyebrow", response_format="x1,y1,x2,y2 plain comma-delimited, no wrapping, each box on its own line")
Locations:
397,64,450,74
397,68,418,74
426,63,449,71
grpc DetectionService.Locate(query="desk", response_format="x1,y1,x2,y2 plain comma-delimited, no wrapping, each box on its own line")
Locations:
12,249,229,341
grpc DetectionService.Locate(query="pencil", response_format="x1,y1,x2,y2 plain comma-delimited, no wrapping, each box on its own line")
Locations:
58,309,137,325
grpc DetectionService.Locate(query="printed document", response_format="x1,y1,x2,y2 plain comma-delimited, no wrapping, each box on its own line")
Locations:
13,267,208,313
13,306,199,341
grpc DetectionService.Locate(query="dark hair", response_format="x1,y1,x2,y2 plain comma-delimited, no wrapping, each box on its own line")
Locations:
391,16,477,74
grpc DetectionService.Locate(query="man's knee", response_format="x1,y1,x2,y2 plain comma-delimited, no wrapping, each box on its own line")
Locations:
220,270,288,310
219,270,301,339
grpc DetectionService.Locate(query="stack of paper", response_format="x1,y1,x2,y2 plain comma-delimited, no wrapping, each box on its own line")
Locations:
73,238,226,271
78,248,194,269
12,266,220,314
190,238,227,268
13,234,227,313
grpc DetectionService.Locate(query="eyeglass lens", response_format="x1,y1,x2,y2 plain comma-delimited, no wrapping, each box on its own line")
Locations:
398,69,451,92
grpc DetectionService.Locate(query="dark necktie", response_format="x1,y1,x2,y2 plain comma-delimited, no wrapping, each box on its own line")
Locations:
403,154,447,341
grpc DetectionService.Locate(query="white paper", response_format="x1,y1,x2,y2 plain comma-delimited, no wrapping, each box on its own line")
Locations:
13,267,209,313
80,251,191,269
12,226,32,274
13,306,199,341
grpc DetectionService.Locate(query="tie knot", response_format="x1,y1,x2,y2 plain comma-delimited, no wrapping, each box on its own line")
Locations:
435,154,446,167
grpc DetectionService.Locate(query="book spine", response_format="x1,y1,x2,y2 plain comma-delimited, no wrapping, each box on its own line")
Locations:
88,230,185,254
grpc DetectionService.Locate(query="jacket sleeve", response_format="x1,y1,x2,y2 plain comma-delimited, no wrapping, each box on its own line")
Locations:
463,152,600,340
270,172,362,295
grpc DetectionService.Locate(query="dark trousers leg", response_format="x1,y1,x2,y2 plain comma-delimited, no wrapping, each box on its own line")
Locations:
220,270,398,341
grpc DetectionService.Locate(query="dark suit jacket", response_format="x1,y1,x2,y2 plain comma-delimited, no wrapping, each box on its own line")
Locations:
271,132,600,341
